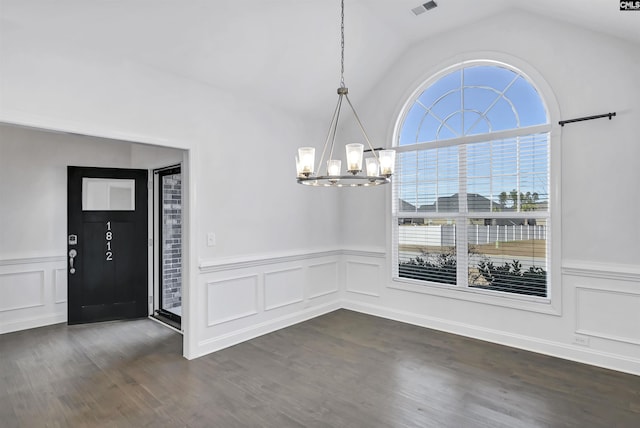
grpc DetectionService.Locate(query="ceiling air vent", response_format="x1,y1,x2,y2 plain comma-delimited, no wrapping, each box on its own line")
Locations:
411,1,438,16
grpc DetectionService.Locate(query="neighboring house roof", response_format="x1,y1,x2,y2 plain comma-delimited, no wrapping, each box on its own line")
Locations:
417,193,493,212
398,199,417,212
399,193,544,225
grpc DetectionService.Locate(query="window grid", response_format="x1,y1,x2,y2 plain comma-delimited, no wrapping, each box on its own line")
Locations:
394,63,551,299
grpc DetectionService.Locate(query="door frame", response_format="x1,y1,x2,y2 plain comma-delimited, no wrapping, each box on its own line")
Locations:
0,115,195,359
152,164,183,329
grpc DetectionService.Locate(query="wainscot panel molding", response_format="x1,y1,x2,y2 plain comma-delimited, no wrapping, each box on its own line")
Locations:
0,256,67,334
194,250,342,360
198,249,342,273
308,261,340,299
562,260,640,282
54,268,68,304
564,260,640,345
264,267,305,311
0,255,65,267
341,253,640,376
206,275,260,326
195,301,341,359
345,261,382,297
341,248,386,259
0,270,45,312
6,250,640,377
575,287,640,346
342,299,640,376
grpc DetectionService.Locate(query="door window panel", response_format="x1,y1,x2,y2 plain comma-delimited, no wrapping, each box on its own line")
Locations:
82,178,135,211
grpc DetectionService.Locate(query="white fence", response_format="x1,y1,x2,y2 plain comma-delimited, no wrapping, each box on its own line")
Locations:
399,224,547,247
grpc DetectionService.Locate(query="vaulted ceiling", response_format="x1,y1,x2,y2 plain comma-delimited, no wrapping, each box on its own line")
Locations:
2,0,638,119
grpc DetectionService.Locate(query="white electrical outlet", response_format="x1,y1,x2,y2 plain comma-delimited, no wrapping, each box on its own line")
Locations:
207,232,216,247
573,334,590,346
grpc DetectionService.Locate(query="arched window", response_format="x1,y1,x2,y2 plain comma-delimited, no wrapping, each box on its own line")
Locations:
393,62,551,299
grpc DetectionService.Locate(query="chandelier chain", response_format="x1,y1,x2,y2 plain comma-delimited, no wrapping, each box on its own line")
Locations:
295,0,396,187
340,0,345,87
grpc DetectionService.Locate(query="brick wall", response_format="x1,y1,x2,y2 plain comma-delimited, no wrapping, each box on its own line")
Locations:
161,173,182,311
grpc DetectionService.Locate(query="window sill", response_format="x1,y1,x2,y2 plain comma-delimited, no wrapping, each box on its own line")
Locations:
389,277,561,316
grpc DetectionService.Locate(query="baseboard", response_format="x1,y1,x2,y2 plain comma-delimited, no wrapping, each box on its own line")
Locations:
0,313,67,335
342,299,640,377
192,300,341,360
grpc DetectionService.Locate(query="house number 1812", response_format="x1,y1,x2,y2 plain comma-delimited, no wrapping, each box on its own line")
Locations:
106,221,113,261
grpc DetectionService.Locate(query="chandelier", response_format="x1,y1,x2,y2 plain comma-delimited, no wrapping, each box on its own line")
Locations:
295,0,395,187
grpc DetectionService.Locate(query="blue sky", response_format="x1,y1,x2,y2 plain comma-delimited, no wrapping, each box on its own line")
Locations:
397,65,549,211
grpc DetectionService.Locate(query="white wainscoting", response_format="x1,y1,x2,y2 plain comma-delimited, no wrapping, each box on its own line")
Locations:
575,287,640,345
346,260,382,297
6,250,640,376
0,270,45,312
195,250,342,358
206,274,259,326
264,267,304,311
54,268,68,304
564,261,640,348
0,256,67,334
308,261,339,299
341,251,640,376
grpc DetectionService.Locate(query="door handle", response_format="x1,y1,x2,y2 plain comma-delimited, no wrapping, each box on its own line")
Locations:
69,249,77,274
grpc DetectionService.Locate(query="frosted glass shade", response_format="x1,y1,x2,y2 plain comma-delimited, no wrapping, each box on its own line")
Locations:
327,159,342,176
379,150,396,176
295,156,303,177
345,143,364,173
365,158,379,176
297,147,315,175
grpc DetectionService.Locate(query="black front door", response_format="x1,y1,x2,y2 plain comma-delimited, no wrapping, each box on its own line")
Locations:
67,166,148,324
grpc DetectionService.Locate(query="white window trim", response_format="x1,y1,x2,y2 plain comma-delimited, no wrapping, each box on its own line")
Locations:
386,55,562,316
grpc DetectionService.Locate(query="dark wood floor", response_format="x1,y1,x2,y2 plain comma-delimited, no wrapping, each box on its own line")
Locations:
1,310,639,427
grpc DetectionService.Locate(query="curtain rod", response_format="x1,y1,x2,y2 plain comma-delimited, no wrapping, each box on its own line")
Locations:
559,112,616,127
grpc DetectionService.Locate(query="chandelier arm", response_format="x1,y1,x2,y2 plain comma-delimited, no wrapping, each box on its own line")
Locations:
328,95,345,164
344,94,380,162
316,94,344,175
295,0,394,186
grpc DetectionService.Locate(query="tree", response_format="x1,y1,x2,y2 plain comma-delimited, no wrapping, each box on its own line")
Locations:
503,189,539,212
498,191,508,209
509,189,519,209
521,191,539,212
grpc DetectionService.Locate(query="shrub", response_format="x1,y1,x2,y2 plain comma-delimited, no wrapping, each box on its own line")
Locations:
398,249,457,285
398,252,547,297
475,258,547,297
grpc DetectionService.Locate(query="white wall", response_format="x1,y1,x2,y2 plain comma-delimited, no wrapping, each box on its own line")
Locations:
0,32,343,354
340,10,640,375
0,126,127,331
130,143,184,171
3,6,639,375
0,125,185,333
0,125,136,260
